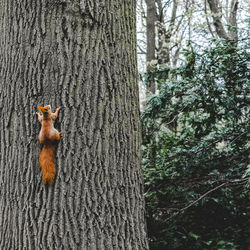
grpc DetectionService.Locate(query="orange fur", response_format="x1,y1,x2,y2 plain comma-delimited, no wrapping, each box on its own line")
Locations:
36,105,62,184
40,143,56,184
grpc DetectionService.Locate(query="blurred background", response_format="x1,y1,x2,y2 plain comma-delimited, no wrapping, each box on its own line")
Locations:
136,1,250,249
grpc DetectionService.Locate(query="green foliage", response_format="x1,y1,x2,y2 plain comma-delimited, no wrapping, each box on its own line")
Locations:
142,37,250,249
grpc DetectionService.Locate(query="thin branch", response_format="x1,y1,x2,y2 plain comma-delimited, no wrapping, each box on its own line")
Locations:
194,131,248,154
181,183,227,211
226,131,247,147
155,0,163,22
165,177,249,222
137,43,146,54
165,182,227,221
173,13,186,35
164,103,189,126
205,0,215,38
194,138,222,154
228,177,249,185
172,24,188,66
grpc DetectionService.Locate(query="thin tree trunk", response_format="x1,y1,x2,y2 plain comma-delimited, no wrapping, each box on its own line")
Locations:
145,0,157,94
0,1,148,249
207,0,238,43
228,0,238,43
207,0,230,40
157,0,178,65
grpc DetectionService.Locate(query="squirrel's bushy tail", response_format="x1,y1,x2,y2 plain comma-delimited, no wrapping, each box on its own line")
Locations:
40,143,56,184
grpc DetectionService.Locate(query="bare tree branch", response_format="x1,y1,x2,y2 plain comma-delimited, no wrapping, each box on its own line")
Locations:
137,43,146,54
173,11,187,36
165,176,249,222
181,182,227,211
205,0,216,38
156,0,164,22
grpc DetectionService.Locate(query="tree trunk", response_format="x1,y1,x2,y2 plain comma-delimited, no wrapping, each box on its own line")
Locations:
0,1,148,249
207,0,238,43
157,0,178,66
207,0,229,40
228,0,238,43
145,0,157,94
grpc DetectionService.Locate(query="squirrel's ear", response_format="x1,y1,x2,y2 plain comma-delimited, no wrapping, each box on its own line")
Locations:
37,106,43,112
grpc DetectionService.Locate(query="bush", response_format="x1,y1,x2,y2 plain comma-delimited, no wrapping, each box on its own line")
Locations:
142,37,250,249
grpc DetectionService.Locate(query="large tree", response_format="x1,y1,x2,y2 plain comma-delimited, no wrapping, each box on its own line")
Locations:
0,1,148,249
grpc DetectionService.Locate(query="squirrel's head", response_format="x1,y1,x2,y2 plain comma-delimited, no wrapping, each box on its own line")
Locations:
37,105,51,114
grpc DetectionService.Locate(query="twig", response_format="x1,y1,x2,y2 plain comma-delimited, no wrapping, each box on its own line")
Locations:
165,182,227,221
204,0,215,38
226,131,247,147
181,182,227,211
165,177,249,222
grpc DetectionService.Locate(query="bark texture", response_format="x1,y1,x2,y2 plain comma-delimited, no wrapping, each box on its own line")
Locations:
0,1,148,249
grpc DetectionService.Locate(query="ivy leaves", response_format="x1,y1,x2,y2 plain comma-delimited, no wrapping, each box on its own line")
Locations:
142,38,250,249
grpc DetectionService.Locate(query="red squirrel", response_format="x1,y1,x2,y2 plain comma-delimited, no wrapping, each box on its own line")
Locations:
36,105,62,184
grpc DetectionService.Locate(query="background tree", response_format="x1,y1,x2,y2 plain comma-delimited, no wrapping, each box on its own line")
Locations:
138,1,249,249
207,0,239,43
138,0,200,97
0,1,148,249
140,0,181,95
145,0,157,94
141,21,249,250
137,0,248,76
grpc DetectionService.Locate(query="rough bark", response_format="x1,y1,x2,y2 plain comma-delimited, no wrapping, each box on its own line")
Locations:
145,0,157,94
0,1,148,249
